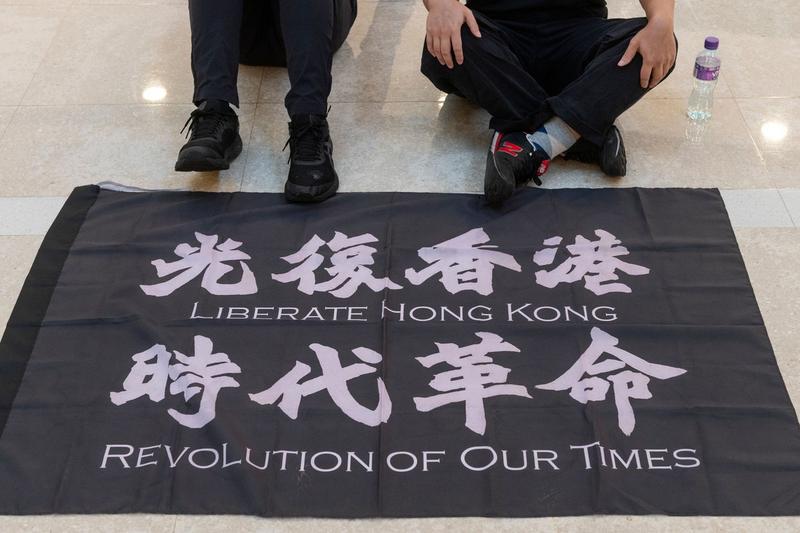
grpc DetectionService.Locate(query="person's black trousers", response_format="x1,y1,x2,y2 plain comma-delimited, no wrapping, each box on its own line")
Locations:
189,0,357,116
421,13,677,145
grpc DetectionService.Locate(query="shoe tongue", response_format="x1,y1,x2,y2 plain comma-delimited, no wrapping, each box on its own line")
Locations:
291,114,311,125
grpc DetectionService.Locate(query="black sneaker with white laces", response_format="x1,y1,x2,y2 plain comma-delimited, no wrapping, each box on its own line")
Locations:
174,100,242,172
484,131,550,207
563,124,627,177
284,114,339,203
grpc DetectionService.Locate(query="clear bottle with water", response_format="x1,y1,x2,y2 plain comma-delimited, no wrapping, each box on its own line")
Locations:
687,36,721,120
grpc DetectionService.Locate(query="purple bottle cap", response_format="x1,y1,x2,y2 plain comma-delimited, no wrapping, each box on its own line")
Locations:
705,36,720,50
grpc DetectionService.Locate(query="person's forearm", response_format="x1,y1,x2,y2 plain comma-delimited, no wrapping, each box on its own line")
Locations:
640,0,675,25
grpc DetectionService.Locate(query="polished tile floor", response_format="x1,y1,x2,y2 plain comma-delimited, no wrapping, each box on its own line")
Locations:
0,0,798,531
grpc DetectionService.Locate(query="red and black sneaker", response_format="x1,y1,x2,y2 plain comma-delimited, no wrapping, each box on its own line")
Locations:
484,131,550,207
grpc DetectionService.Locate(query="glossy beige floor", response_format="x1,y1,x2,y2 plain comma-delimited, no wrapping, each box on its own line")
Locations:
0,0,799,531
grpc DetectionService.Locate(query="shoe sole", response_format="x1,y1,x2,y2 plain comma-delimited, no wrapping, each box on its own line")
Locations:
174,134,243,172
483,150,515,208
284,173,340,204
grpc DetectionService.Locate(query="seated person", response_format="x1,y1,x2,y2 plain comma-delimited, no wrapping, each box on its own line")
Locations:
421,0,677,206
176,0,357,203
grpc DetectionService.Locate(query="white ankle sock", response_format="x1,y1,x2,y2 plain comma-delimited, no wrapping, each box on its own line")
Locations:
525,117,581,159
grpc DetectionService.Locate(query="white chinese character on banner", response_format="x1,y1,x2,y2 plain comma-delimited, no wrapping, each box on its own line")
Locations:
533,229,649,295
109,344,171,404
249,344,391,426
140,232,257,297
166,336,242,428
110,335,241,429
536,327,686,436
413,332,531,435
405,228,521,296
272,232,402,298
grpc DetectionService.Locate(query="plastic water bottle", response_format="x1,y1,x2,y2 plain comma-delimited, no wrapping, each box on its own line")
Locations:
687,36,721,120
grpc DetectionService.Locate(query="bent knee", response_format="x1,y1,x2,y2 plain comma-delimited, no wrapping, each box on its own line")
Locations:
420,24,484,68
662,33,680,80
419,24,490,97
420,43,456,94
671,33,679,69
420,44,447,86
458,23,484,50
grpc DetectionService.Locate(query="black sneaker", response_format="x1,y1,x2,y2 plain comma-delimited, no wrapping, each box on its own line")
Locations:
484,131,550,207
175,100,242,172
563,124,627,177
284,114,339,203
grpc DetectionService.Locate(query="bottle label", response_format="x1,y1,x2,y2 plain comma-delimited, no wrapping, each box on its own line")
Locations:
694,62,720,81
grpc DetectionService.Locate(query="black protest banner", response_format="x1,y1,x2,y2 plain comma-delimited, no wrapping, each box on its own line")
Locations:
1,186,799,517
